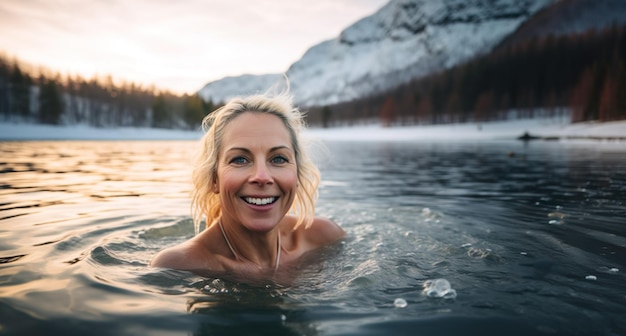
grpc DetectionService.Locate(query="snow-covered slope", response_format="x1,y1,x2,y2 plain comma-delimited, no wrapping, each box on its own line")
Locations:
287,0,553,107
197,74,283,103
198,0,555,107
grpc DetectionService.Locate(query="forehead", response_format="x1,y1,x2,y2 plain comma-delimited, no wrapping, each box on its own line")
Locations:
221,112,291,148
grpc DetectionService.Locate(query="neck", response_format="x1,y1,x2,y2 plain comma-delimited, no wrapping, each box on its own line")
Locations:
219,219,281,270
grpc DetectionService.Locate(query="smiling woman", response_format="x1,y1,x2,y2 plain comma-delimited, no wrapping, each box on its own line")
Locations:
150,92,345,280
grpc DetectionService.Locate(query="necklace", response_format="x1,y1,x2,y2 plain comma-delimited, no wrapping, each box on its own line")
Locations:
218,220,281,271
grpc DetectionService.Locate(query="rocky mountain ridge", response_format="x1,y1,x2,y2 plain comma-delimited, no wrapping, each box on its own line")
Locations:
199,0,626,108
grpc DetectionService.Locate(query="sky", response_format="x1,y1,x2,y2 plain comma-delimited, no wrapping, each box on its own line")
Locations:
0,0,388,95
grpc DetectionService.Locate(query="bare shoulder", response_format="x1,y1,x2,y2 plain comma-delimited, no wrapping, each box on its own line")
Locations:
150,240,212,271
300,216,346,246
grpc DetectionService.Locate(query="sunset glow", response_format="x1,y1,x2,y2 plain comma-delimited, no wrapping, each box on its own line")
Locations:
0,0,387,94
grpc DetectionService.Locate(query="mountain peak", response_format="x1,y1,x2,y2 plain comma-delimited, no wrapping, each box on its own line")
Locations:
286,0,553,107
198,0,555,107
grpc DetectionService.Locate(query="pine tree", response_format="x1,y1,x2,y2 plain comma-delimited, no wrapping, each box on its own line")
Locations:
151,94,169,128
9,64,32,119
38,78,65,125
182,94,205,130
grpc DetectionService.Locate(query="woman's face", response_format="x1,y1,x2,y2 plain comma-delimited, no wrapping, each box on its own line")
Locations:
216,112,297,232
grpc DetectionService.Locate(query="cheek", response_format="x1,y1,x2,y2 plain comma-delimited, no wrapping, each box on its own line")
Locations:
280,168,299,190
217,168,244,193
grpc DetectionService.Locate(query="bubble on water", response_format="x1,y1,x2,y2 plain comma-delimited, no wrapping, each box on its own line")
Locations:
597,266,619,274
461,243,472,248
520,252,528,256
548,219,562,225
404,231,413,237
585,275,597,281
204,278,229,294
421,208,431,216
423,278,457,299
394,298,408,308
548,211,566,219
280,314,286,322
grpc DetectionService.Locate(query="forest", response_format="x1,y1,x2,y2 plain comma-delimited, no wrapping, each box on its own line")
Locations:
306,25,626,128
0,55,216,130
1,24,625,130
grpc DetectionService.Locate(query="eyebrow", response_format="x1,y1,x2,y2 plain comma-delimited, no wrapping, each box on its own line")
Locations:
225,146,292,154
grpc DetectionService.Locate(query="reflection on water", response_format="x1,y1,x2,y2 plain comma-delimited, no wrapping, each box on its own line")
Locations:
0,140,625,335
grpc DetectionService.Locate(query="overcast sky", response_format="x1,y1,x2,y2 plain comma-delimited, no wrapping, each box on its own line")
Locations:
0,0,388,94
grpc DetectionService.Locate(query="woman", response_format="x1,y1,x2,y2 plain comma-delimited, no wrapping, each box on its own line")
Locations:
151,93,345,278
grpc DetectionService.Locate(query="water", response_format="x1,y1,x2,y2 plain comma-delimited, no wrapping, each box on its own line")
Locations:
1,139,625,335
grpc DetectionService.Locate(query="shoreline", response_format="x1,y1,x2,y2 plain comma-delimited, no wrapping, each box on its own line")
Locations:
1,118,625,142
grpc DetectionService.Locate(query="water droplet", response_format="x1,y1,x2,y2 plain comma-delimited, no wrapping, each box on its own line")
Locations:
394,298,408,308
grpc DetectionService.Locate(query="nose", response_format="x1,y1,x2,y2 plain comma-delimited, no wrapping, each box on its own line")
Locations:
250,161,273,185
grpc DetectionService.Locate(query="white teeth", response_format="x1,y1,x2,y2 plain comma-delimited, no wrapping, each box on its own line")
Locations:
244,197,276,205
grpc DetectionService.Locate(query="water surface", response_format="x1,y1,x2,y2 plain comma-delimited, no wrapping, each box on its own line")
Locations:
1,139,625,335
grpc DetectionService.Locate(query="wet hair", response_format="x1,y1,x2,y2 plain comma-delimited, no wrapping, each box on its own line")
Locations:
191,92,320,234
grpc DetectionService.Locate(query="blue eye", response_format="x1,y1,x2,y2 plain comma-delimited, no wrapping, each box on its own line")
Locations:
271,156,288,164
230,156,248,165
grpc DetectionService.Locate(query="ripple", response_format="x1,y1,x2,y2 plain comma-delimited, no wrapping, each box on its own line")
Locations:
0,254,27,264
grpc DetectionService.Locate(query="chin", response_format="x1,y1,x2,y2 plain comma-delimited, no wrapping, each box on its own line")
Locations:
242,218,281,233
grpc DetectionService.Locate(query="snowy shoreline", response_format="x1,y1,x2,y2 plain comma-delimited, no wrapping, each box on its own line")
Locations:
1,118,625,142
304,118,626,142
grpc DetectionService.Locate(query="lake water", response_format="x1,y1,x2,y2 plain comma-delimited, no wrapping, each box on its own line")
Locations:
0,139,625,336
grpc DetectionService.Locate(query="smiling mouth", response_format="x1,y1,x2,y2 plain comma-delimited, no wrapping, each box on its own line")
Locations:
243,197,278,206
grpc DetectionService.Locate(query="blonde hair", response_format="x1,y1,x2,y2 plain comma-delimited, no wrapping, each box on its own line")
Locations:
191,93,320,234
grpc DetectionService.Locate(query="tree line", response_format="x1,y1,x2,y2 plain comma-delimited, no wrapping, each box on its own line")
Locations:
306,25,626,127
3,24,624,130
0,55,217,130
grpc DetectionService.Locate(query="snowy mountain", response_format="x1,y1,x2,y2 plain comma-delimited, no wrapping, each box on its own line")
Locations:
287,0,554,107
199,0,555,106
